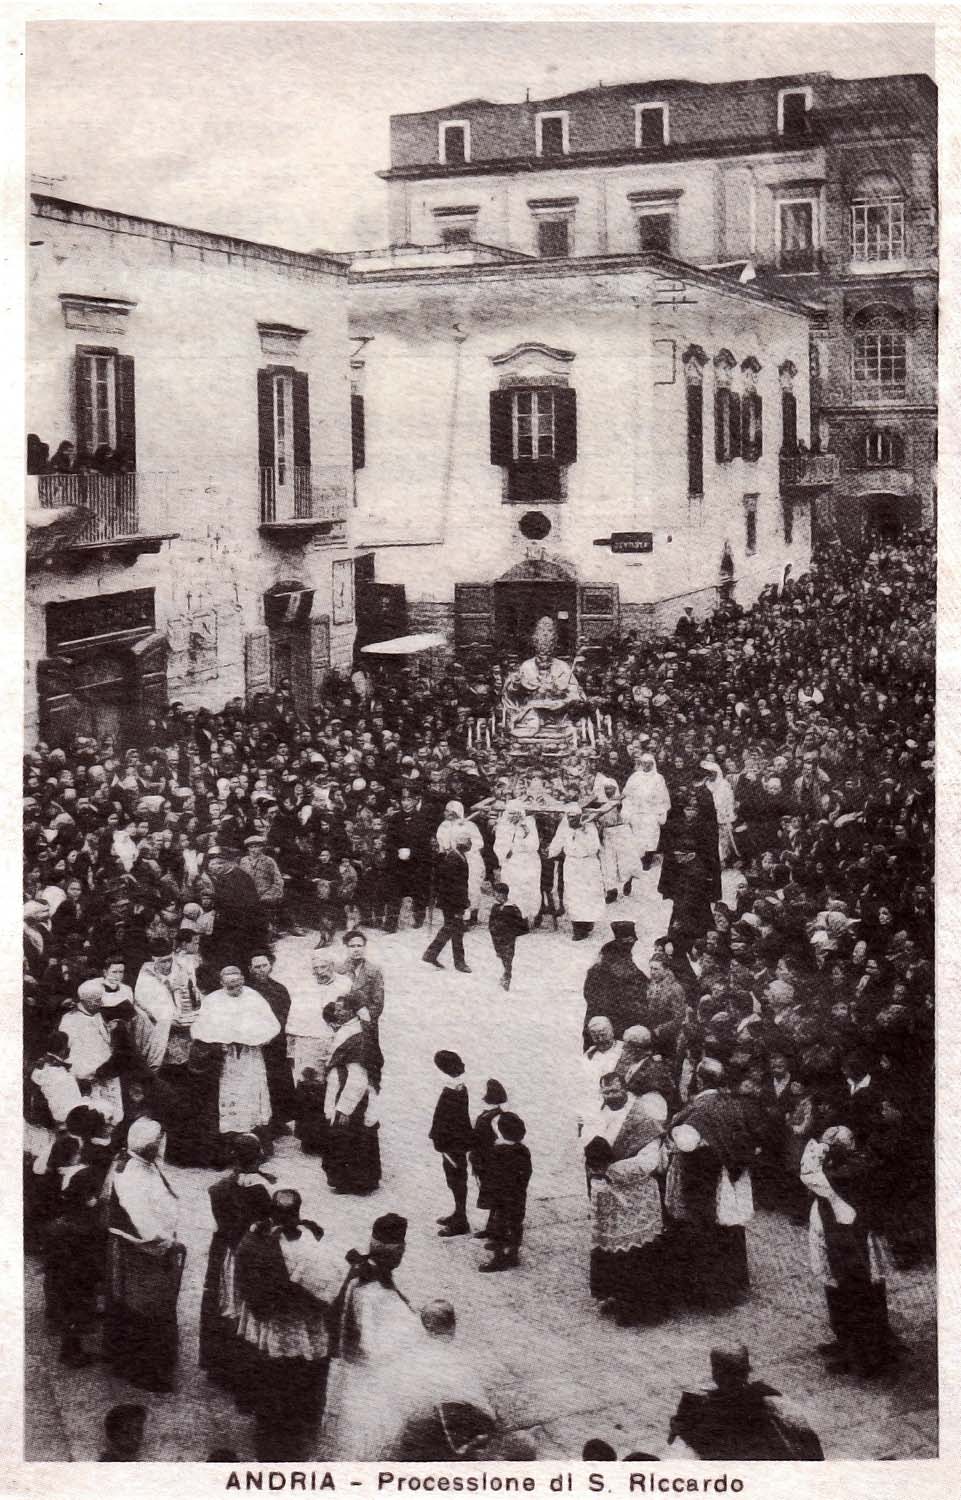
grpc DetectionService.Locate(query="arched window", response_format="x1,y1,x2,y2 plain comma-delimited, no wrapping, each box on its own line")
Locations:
851,305,907,399
850,172,906,263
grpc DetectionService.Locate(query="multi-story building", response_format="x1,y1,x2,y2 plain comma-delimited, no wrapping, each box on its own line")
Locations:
381,71,937,544
26,195,357,742
349,244,815,653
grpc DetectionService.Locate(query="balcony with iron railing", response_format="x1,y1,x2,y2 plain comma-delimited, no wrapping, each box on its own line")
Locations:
27,470,178,567
258,465,349,542
779,452,840,493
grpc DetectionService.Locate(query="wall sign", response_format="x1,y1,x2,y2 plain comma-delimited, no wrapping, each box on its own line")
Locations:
593,532,654,554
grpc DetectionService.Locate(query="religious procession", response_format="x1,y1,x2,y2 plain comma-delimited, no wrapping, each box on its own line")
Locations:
24,533,934,1462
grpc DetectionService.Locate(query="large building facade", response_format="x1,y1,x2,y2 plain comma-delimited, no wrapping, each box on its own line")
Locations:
349,247,815,654
382,70,937,545
26,195,357,742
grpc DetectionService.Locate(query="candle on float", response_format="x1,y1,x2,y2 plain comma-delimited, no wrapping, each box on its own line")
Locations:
605,714,613,738
596,709,602,733
467,721,474,750
587,719,596,748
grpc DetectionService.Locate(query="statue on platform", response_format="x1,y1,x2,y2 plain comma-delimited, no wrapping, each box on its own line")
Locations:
502,617,584,756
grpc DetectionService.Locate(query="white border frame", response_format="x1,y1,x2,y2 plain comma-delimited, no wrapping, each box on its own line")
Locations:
777,84,813,135
634,101,670,148
535,109,569,157
438,118,470,165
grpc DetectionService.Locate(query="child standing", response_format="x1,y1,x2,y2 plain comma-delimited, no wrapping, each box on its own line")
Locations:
479,1111,532,1272
430,1050,475,1237
488,883,528,991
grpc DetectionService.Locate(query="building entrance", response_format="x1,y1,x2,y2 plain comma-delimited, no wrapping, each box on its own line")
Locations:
494,580,577,656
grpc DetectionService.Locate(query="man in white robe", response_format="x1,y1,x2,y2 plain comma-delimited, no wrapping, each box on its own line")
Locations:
493,801,541,922
622,751,671,871
548,805,606,940
192,965,280,1136
436,801,485,924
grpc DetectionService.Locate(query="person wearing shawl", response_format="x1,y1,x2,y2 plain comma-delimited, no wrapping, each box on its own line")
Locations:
800,1125,897,1377
548,805,606,940
320,1213,420,1459
584,768,637,901
665,1059,756,1309
235,1189,341,1460
320,997,380,1195
379,1301,499,1461
659,792,721,953
622,750,671,871
582,921,649,1046
436,801,485,926
191,965,280,1139
584,1072,667,1324
493,801,541,923
199,1132,274,1394
103,1118,185,1392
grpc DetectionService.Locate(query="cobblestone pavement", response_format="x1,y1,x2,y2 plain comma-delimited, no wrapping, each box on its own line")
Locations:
25,865,937,1461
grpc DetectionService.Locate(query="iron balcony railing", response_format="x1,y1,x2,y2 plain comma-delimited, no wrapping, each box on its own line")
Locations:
37,470,138,541
779,453,841,489
259,466,348,525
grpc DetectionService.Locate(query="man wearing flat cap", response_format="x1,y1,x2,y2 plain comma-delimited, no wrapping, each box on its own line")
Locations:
240,835,285,935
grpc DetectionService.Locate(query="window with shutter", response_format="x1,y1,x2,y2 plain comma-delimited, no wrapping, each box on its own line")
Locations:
536,113,568,157
491,386,576,501
116,355,136,470
779,89,811,137
781,391,798,454
75,346,121,460
714,388,741,463
635,104,668,149
537,220,570,258
637,213,674,254
744,494,758,555
686,379,704,495
351,393,366,470
741,392,763,462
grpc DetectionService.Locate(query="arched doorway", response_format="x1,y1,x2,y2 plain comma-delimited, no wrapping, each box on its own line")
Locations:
493,557,578,657
862,492,921,546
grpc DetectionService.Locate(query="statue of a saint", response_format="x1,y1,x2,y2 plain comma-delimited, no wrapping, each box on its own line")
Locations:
502,617,584,753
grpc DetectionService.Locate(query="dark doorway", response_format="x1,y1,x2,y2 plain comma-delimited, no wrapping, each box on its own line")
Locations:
494,582,577,657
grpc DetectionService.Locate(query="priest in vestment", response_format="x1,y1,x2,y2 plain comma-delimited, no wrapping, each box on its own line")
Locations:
191,965,280,1138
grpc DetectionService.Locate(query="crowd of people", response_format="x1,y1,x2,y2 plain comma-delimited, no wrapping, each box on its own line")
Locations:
23,529,934,1459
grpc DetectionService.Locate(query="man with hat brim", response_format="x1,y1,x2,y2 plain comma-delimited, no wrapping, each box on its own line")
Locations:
582,922,649,1047
321,1214,418,1459
470,1080,509,1237
422,831,473,974
548,805,606,941
206,842,269,973
430,1052,474,1237
664,1343,823,1461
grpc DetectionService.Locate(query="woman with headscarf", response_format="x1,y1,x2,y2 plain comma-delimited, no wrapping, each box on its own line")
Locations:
103,1118,185,1392
191,965,280,1140
493,801,541,924
436,801,485,926
548,805,606,941
622,751,671,872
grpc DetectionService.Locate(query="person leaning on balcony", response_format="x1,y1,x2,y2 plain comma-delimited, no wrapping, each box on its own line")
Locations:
46,440,78,473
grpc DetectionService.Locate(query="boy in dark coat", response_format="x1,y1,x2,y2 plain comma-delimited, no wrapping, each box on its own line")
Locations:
488,883,528,991
479,1111,532,1272
430,1050,475,1237
470,1078,508,1238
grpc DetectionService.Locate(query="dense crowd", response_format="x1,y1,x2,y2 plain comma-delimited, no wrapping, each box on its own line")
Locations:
23,530,934,1460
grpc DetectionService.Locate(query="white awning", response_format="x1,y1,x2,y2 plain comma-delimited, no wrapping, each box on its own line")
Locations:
360,632,448,655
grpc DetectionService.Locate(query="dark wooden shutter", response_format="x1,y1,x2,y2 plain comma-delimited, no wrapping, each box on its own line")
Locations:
554,386,578,464
579,583,619,643
454,584,494,651
742,392,762,462
351,393,366,470
37,655,82,745
292,371,311,467
129,631,169,711
781,391,798,454
309,616,332,707
686,381,704,495
489,390,513,465
729,390,742,459
115,355,136,470
714,389,726,464
257,370,275,469
245,628,271,701
75,352,93,457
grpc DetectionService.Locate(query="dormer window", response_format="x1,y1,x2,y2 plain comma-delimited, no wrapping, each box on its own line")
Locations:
778,87,812,137
536,112,569,158
635,104,669,149
439,121,470,165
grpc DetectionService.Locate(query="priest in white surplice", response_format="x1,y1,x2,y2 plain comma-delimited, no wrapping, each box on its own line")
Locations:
192,965,280,1136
